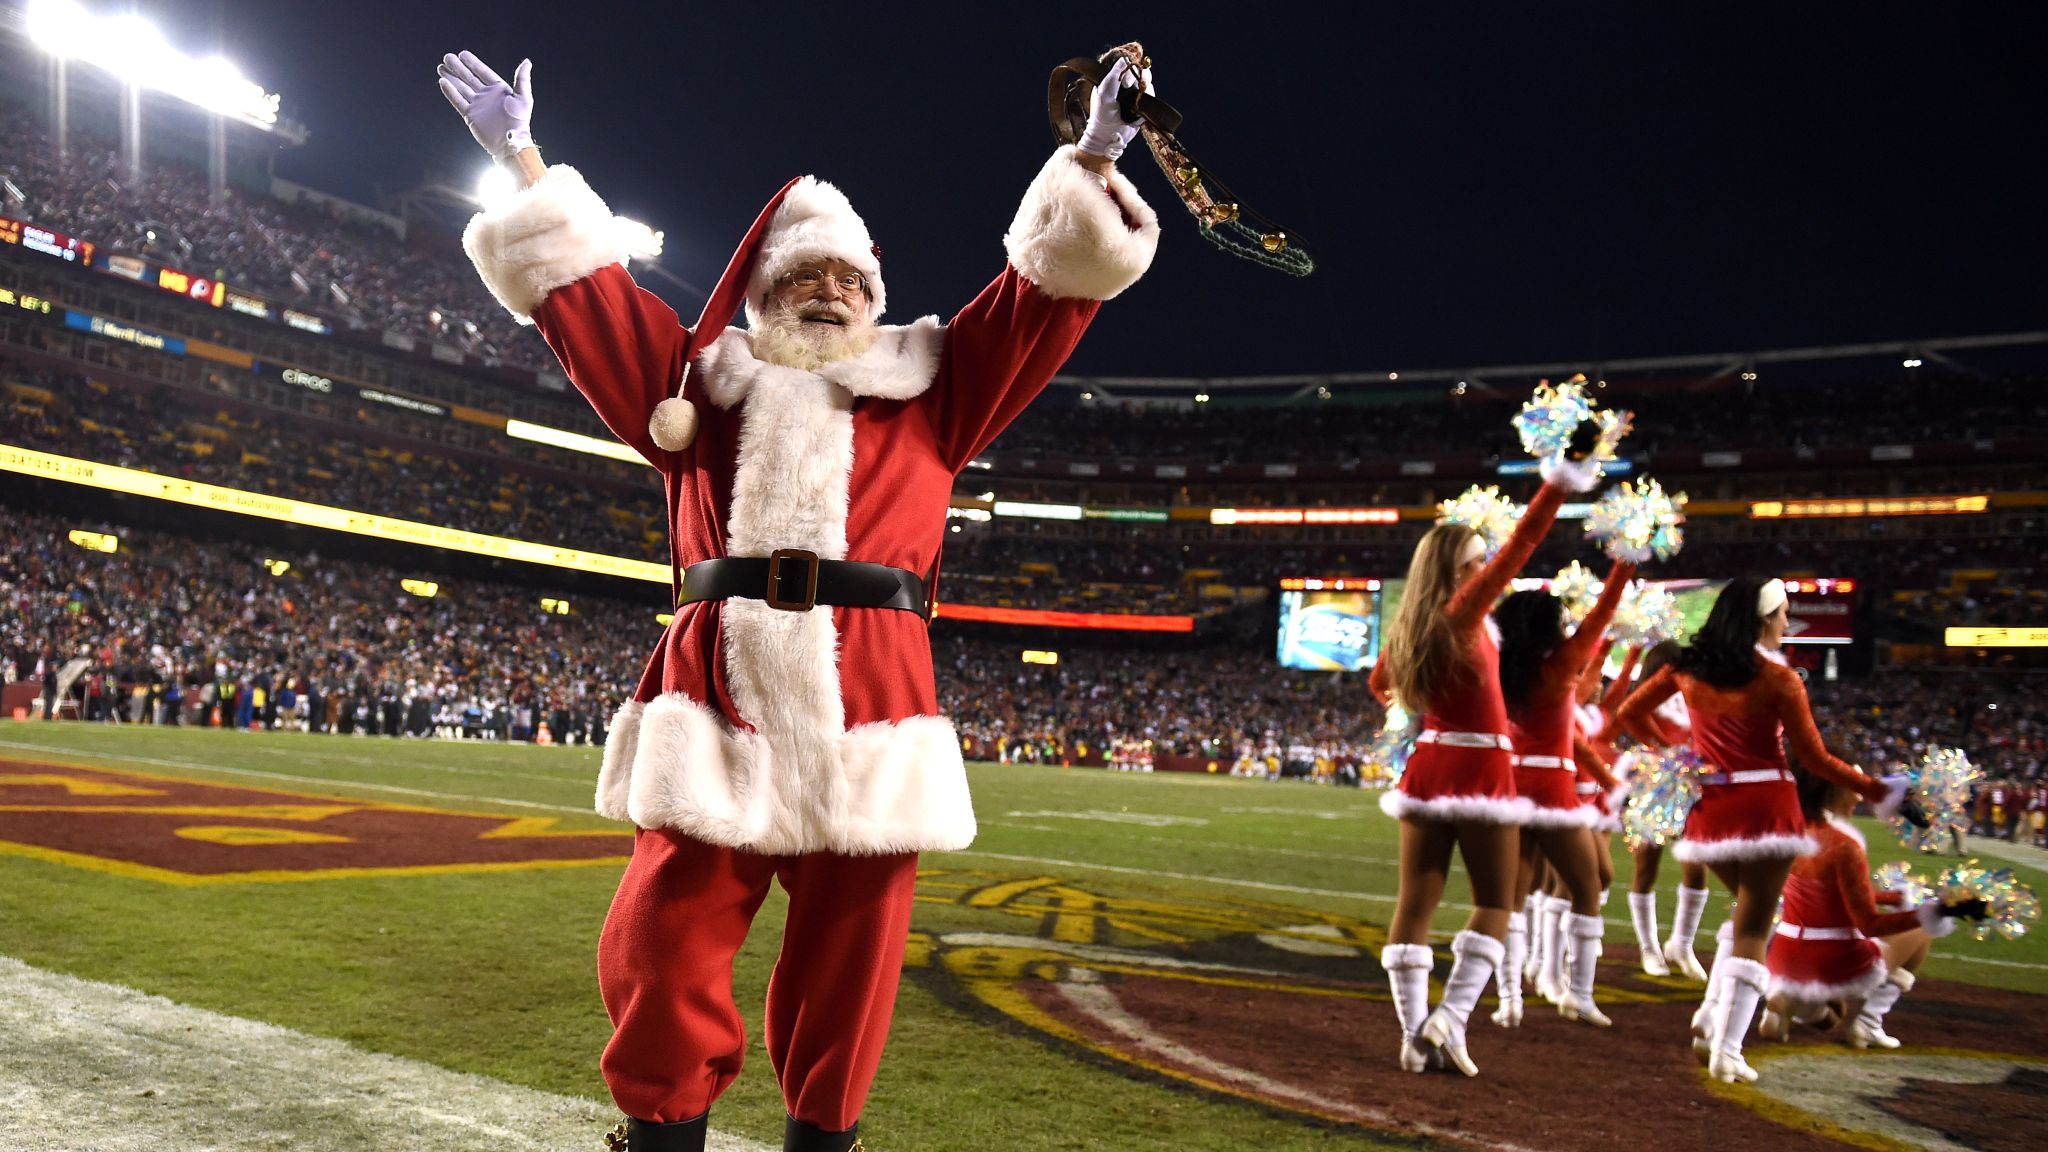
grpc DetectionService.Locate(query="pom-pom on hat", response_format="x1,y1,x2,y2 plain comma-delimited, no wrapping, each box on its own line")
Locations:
741,176,886,330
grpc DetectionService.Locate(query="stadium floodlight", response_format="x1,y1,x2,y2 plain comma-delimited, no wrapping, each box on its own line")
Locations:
615,217,665,261
475,165,517,210
23,0,282,128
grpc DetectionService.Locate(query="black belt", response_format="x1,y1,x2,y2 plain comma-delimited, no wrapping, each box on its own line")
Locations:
679,550,929,616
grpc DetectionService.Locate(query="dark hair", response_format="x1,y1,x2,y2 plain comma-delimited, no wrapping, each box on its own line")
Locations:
1674,577,1769,689
1494,590,1565,709
1789,743,1850,821
1638,639,1684,680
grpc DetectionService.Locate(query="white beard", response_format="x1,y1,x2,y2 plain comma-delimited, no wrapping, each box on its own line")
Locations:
752,301,879,371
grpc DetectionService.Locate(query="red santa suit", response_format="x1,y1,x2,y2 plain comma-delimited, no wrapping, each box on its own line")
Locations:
1506,561,1634,828
1617,657,1886,863
461,148,1157,1132
1369,477,1582,824
1766,813,1927,1004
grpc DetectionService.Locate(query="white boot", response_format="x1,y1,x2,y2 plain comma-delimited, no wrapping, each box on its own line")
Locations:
1492,913,1527,1027
1419,930,1505,1078
1382,943,1437,1073
1559,912,1612,1027
1710,957,1768,1084
1537,895,1569,1004
1663,885,1711,980
1628,891,1669,976
1521,891,1543,983
1850,968,1913,1049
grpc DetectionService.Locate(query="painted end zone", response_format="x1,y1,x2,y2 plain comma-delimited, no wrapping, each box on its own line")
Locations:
905,869,2048,1152
0,758,628,884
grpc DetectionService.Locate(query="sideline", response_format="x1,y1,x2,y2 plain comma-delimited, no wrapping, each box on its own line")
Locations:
0,955,772,1152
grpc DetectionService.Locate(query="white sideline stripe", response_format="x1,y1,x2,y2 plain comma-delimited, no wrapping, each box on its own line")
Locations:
0,955,773,1152
0,738,598,816
948,851,2048,971
1053,979,1540,1152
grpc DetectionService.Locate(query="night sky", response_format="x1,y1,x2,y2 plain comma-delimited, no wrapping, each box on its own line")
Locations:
99,1,2048,378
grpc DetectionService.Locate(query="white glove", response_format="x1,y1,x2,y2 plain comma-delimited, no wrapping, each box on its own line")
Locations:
1077,57,1153,161
1914,898,1958,939
437,51,534,161
1871,773,1911,821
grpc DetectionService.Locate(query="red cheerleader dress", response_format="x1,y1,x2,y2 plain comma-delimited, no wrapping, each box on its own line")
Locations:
1505,561,1635,828
1617,658,1886,863
1369,480,1573,824
1766,815,1923,1003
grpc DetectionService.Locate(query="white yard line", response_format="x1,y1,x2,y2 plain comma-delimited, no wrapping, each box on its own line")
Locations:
0,738,597,816
0,955,772,1152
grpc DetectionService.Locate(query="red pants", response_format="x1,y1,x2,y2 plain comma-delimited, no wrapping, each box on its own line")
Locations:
597,828,918,1131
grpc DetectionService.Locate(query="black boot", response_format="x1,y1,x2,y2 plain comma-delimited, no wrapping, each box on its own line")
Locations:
783,1114,862,1152
602,1113,709,1152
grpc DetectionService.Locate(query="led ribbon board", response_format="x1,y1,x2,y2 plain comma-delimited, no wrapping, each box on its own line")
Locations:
0,442,670,585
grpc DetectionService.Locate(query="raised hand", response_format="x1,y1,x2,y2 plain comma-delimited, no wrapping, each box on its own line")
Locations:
1077,56,1154,162
437,50,534,161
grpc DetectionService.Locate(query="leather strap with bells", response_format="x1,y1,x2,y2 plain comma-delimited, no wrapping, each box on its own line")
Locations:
1048,42,1314,276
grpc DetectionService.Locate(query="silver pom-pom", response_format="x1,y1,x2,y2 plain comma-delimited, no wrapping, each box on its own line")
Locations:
1551,561,1602,625
1436,485,1522,556
1611,581,1685,646
1585,477,1687,563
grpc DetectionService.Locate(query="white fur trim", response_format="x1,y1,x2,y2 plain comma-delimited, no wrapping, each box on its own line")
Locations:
462,165,630,323
696,323,943,410
1769,963,1888,1006
818,316,945,400
1379,788,1535,826
1380,942,1435,973
1890,968,1916,993
1672,832,1821,864
1521,801,1603,829
647,396,698,452
1003,146,1160,301
744,176,886,329
1823,810,1867,850
1539,455,1603,493
600,693,974,854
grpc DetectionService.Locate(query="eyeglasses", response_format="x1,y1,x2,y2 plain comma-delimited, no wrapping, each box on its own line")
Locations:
779,267,868,296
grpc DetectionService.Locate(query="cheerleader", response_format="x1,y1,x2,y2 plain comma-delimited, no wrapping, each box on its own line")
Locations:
1369,457,1598,1076
1617,642,1716,979
1617,578,1906,1084
1489,559,1635,1028
1757,758,1983,1049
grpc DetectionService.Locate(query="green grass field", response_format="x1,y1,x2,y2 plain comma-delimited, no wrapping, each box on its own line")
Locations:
2,721,2042,1151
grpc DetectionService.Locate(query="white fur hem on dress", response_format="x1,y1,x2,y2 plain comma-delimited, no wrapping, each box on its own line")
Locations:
1380,789,1535,825
1769,964,1889,1006
1672,832,1821,864
1520,801,1604,830
595,695,977,856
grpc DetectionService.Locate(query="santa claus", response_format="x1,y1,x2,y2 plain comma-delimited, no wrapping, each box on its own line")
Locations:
438,48,1159,1152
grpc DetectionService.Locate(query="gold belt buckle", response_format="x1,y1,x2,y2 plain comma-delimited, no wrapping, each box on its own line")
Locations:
765,548,821,612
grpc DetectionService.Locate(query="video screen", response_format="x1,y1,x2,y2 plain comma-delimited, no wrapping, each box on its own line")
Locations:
1276,586,1379,672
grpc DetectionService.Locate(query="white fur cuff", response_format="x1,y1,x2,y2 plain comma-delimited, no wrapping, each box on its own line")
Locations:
1540,455,1604,494
463,165,630,323
1004,146,1160,301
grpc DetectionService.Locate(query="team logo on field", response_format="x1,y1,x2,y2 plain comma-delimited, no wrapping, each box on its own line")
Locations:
0,759,628,884
907,869,2048,1151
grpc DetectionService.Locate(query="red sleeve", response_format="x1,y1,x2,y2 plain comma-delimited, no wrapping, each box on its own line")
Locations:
1874,889,1906,908
530,264,688,470
917,269,1098,473
1617,664,1684,748
1447,481,1569,625
1770,665,1883,800
1574,731,1618,790
1368,660,1393,707
1600,646,1643,721
1826,840,1922,937
1559,561,1637,682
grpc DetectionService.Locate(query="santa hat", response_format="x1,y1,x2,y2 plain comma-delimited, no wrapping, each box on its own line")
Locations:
647,174,885,452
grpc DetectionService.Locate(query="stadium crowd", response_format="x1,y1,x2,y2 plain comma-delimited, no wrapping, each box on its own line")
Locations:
1,102,551,371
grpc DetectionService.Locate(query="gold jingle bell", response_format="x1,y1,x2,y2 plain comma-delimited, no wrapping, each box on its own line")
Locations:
1261,231,1289,253
1175,165,1200,190
602,1122,629,1151
1204,202,1240,226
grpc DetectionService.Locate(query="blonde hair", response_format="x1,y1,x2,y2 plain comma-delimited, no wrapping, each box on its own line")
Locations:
1380,523,1479,714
